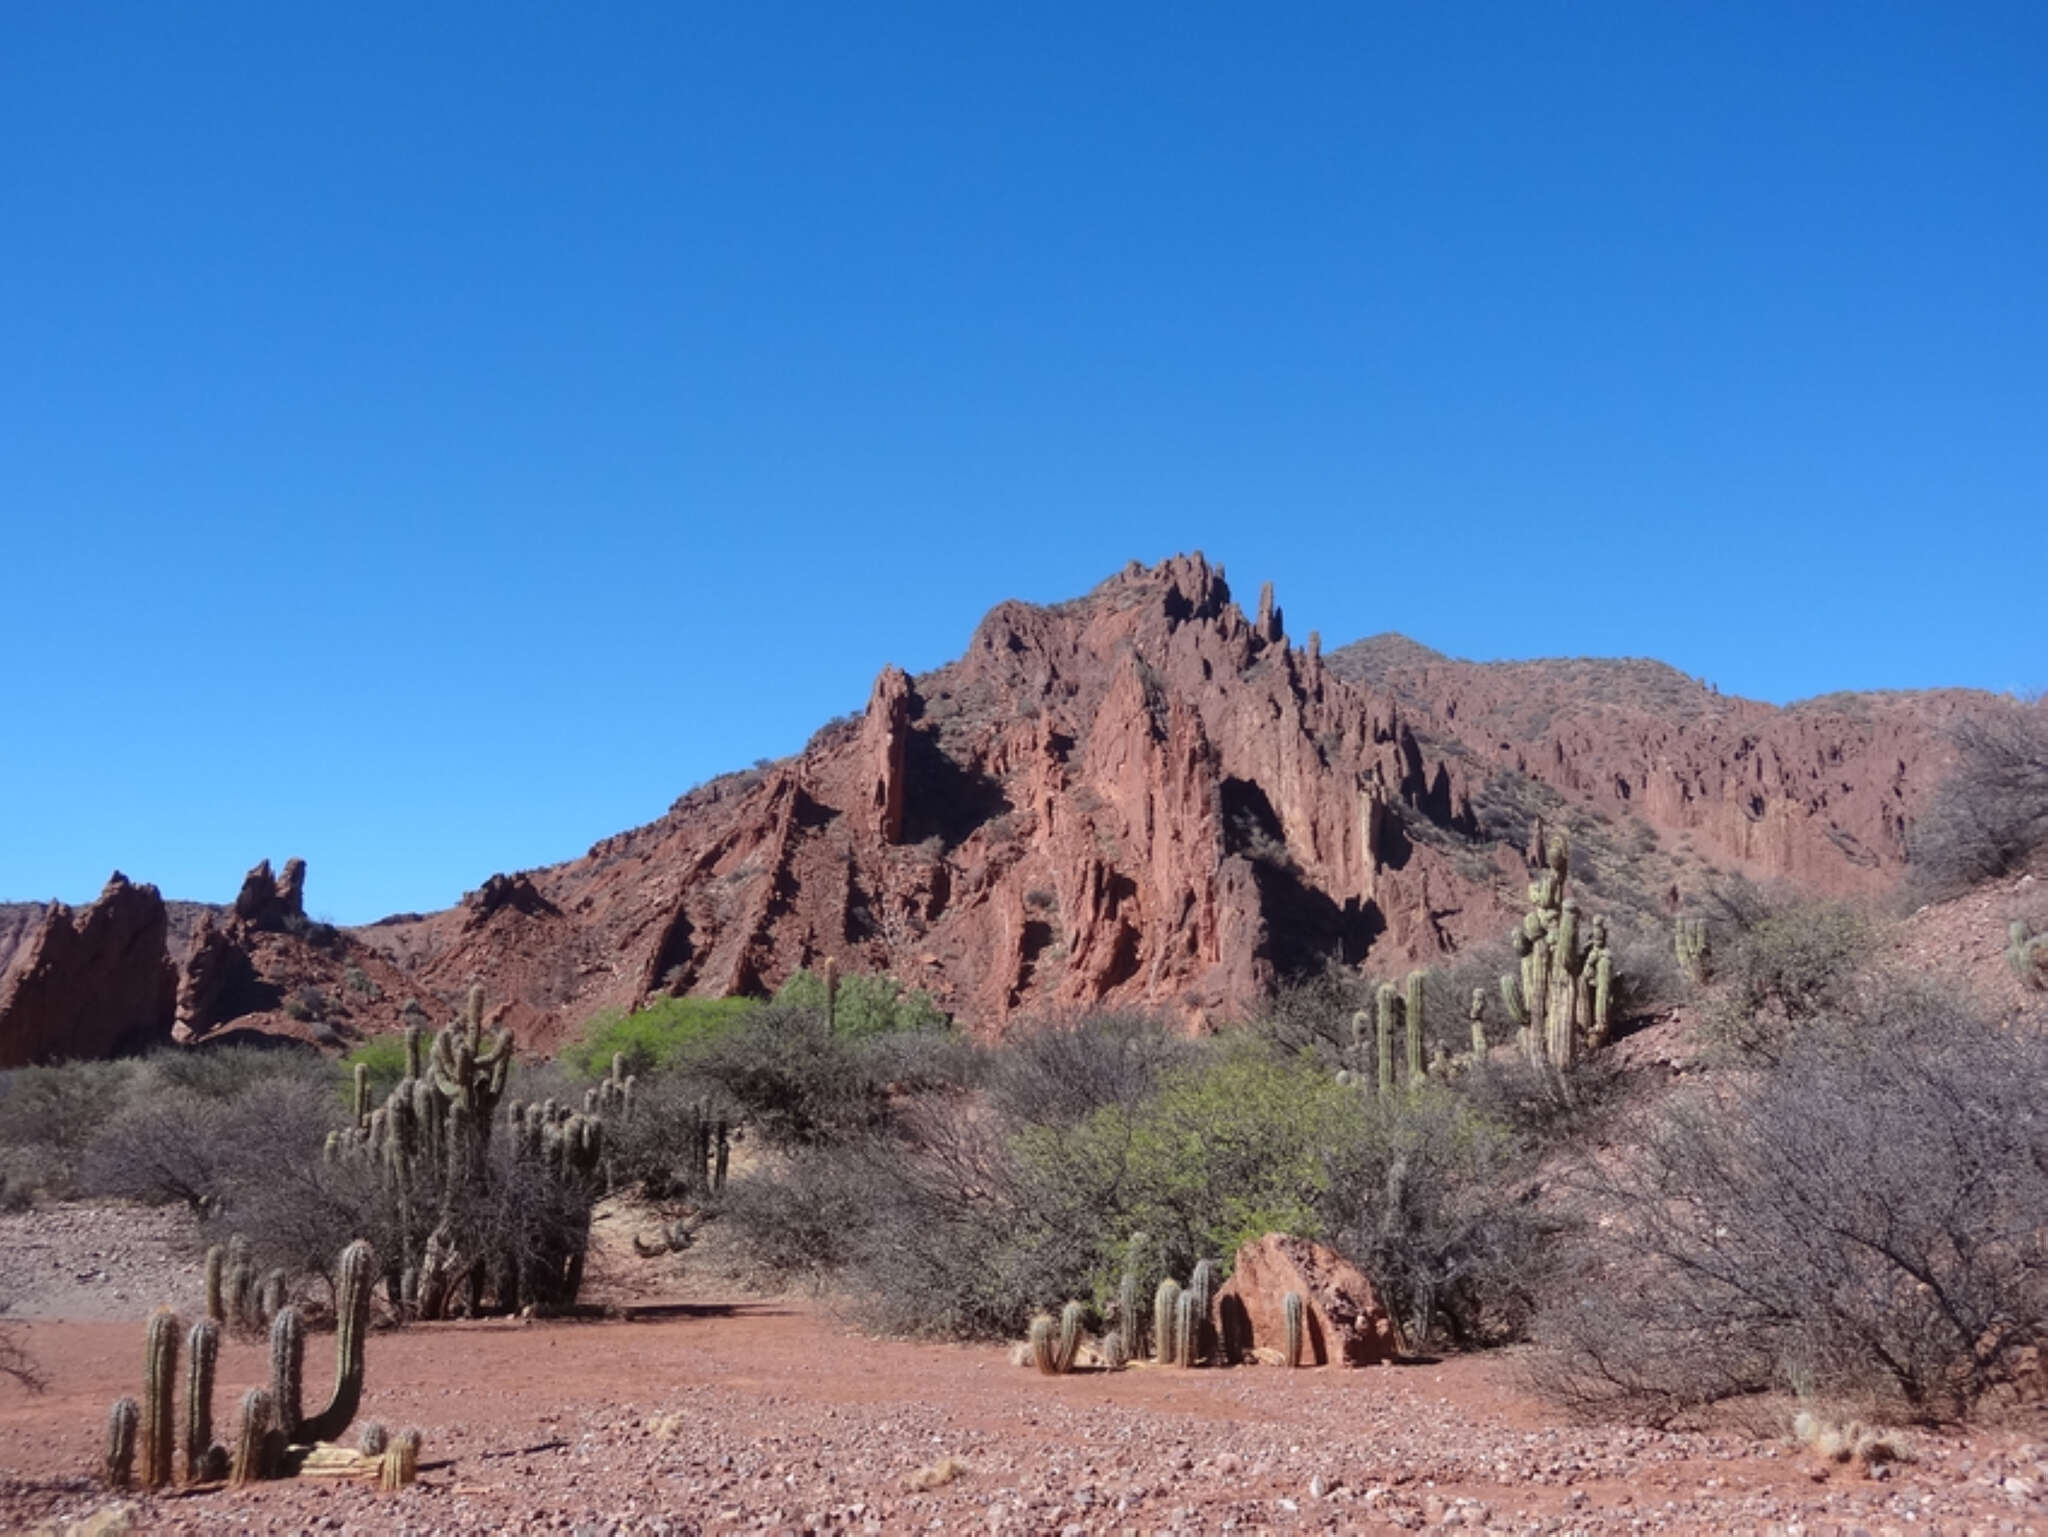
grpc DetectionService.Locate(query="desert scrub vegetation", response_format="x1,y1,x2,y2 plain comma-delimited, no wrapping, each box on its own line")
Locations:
1910,705,2048,897
714,1007,1549,1349
1536,977,2048,1426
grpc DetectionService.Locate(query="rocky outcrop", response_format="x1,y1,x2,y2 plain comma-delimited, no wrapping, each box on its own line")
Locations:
462,872,559,929
232,857,307,930
9,555,2004,1060
0,874,177,1067
1215,1233,1403,1366
324,552,2002,1052
859,666,912,845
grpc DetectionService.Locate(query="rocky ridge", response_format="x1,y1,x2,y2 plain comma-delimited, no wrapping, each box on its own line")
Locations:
1,554,2017,1056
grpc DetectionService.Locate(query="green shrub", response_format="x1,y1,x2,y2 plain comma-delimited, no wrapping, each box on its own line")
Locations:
1015,1038,1364,1280
339,1034,413,1110
772,969,947,1039
564,995,761,1079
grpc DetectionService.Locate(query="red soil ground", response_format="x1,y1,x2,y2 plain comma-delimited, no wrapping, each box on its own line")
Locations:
5,1270,2045,1534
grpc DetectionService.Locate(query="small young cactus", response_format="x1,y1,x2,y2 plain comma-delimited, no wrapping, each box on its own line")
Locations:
183,1317,219,1483
1101,1328,1128,1370
1676,915,1711,985
378,1428,422,1491
231,1387,273,1487
358,1421,390,1457
1283,1291,1305,1369
104,1397,140,1490
142,1305,180,1488
1468,987,1487,1058
2009,920,2048,989
1153,1279,1182,1367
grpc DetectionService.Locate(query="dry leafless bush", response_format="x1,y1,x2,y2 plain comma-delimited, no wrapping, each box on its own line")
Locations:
1535,981,2048,1425
1319,1088,1557,1351
1911,707,2048,898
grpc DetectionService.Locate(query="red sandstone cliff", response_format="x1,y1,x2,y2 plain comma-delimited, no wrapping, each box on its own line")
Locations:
1,555,2011,1056
0,874,177,1067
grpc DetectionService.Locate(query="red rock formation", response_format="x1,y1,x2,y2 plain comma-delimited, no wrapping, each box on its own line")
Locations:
9,555,2009,1059
1215,1233,1403,1366
0,874,177,1067
232,857,308,930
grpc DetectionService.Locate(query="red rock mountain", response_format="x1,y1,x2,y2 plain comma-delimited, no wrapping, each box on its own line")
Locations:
0,555,2013,1059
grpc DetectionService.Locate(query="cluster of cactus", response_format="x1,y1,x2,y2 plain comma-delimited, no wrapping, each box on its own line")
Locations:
1028,1300,1089,1375
1146,1258,1220,1368
1676,915,1712,985
2008,921,2048,990
204,1235,288,1336
1346,969,1481,1093
324,986,607,1318
104,1239,416,1492
1498,834,1616,1069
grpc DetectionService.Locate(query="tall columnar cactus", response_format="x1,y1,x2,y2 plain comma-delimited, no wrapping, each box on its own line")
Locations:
204,1244,225,1325
1404,970,1427,1081
1282,1291,1305,1369
1496,834,1620,1069
1676,915,1712,986
1153,1279,1181,1367
226,1235,256,1333
1057,1300,1087,1371
330,985,612,1319
269,1306,305,1442
1119,1232,1151,1358
2008,920,2048,989
297,1239,374,1444
142,1306,180,1488
183,1317,219,1483
1468,987,1487,1058
231,1387,273,1487
353,1063,371,1126
104,1397,139,1490
1173,1289,1199,1368
1375,983,1397,1097
1186,1259,1217,1364
1028,1312,1061,1375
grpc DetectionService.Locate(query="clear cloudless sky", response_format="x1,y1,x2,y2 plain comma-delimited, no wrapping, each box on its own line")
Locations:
3,3,2043,921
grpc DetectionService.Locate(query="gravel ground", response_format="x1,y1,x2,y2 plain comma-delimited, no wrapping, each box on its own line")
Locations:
0,1204,203,1322
2,1202,2044,1535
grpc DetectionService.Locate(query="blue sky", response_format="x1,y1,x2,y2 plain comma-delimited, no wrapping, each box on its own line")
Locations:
4,3,2043,921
